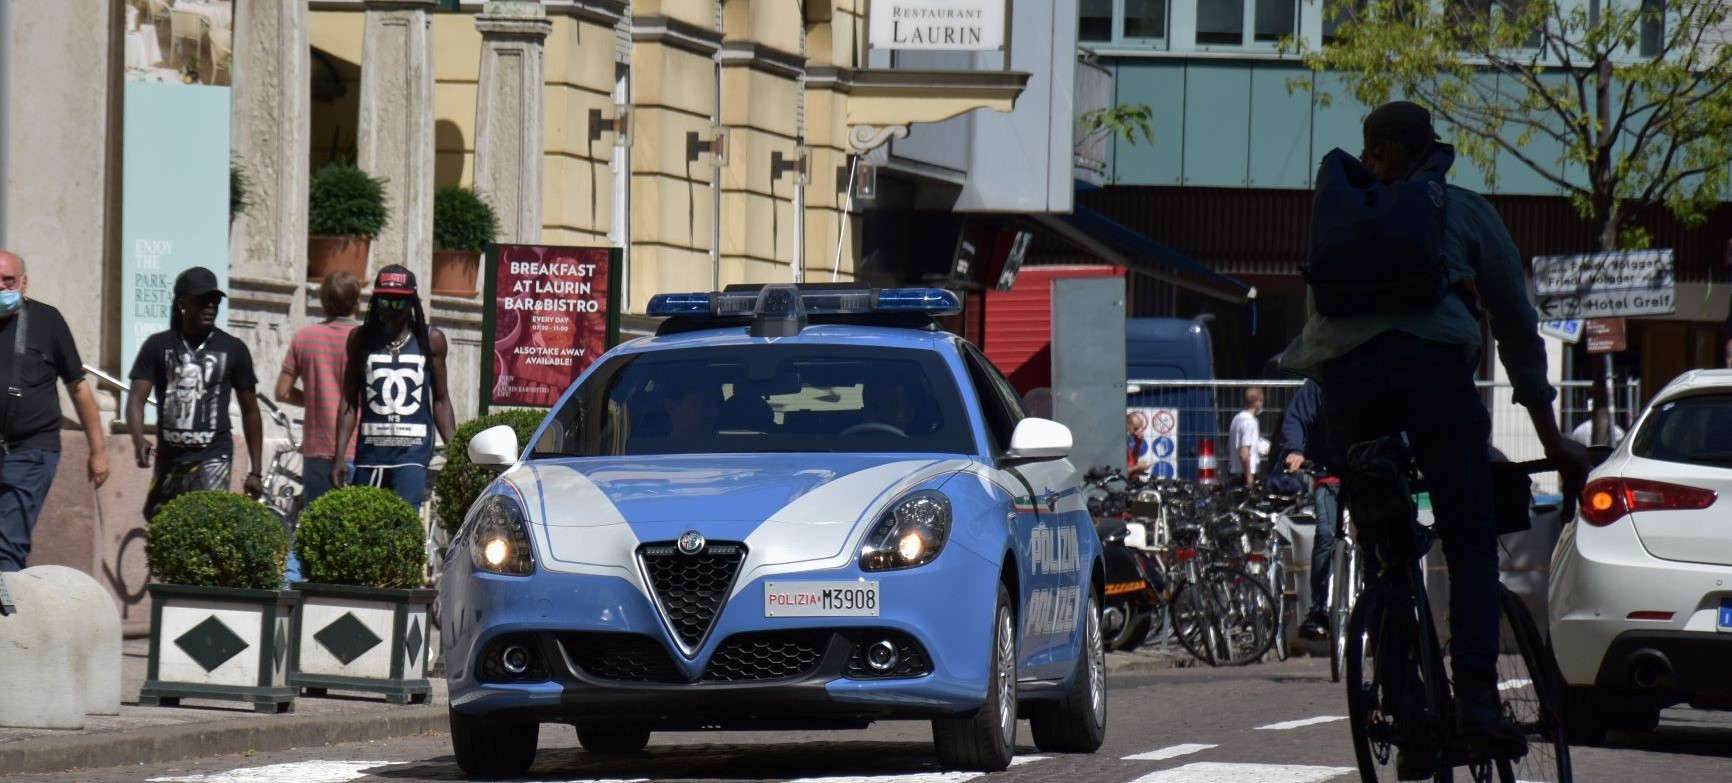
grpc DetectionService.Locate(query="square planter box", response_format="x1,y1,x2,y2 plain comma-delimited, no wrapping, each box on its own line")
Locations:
140,583,298,714
290,583,436,705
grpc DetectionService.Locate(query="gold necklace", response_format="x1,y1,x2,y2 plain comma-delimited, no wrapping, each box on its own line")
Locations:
386,331,411,358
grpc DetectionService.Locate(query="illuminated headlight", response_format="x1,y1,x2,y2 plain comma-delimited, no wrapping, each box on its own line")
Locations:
469,495,535,575
860,490,951,571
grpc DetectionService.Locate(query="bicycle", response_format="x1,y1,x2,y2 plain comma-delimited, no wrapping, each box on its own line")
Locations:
1339,437,1571,783
1167,506,1278,668
1328,491,1361,684
256,395,304,538
1232,484,1301,663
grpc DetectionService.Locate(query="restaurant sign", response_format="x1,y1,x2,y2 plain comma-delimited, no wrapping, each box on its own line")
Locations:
870,0,1006,51
480,245,621,412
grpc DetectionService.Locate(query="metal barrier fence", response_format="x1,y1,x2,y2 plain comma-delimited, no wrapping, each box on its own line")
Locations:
1125,378,1642,494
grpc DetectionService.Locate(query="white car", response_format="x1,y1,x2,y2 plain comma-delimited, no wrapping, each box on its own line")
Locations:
1549,369,1732,743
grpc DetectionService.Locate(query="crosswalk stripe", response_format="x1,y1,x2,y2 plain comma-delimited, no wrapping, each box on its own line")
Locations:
147,761,400,783
1498,678,1533,691
1126,761,1356,783
796,756,1048,783
1123,743,1218,761
1010,755,1051,766
1254,716,1347,731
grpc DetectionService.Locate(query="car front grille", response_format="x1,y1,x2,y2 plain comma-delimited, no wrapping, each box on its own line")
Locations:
559,633,684,684
702,631,830,682
639,541,746,653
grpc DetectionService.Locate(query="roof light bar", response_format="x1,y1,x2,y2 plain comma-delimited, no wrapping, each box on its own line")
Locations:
646,286,962,319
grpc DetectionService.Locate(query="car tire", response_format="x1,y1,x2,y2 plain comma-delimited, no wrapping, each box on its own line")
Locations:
577,723,651,753
449,706,537,779
933,582,1017,771
1030,590,1107,753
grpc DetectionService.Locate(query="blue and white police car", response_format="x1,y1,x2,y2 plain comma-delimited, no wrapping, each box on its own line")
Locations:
441,285,1105,777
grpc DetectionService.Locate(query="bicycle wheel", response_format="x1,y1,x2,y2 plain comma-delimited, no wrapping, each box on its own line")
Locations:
1491,585,1571,783
1170,581,1217,665
1202,566,1276,667
1267,554,1289,662
1331,541,1362,684
1346,585,1445,783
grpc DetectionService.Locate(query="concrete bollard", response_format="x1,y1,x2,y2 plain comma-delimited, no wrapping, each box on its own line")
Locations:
0,565,123,728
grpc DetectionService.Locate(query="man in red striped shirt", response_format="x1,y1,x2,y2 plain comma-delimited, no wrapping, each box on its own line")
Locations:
276,271,361,583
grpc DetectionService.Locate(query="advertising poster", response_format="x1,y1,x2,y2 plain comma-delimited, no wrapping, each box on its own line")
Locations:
1126,407,1179,479
481,245,622,411
120,82,231,412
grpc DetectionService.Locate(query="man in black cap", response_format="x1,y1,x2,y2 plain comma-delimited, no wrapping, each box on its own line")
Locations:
127,266,264,521
1283,101,1588,770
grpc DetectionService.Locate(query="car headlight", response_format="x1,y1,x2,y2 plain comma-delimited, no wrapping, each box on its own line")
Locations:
860,490,951,571
470,495,535,575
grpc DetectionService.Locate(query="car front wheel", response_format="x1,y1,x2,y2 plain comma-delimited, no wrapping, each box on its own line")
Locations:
933,582,1017,771
1030,589,1108,752
450,706,537,779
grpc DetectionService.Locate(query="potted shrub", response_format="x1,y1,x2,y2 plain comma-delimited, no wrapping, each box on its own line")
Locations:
432,409,547,537
140,491,296,714
289,486,433,704
307,162,389,283
431,185,500,297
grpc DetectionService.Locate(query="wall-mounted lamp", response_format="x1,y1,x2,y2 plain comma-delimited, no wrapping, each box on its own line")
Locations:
771,146,811,186
687,127,727,165
588,104,630,147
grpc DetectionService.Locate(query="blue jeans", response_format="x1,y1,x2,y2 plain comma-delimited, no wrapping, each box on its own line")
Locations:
1308,481,1341,615
0,449,61,572
355,465,429,511
1320,332,1499,692
285,457,352,585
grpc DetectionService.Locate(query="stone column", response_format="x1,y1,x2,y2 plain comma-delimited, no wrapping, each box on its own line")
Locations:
474,1,552,245
229,0,310,285
358,0,436,283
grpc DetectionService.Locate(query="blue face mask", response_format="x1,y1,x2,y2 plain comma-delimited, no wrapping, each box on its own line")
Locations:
0,291,21,316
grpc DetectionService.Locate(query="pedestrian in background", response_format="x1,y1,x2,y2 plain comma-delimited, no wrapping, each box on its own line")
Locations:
331,265,454,510
0,250,110,572
1277,379,1339,642
275,271,361,583
1230,387,1263,489
128,267,264,521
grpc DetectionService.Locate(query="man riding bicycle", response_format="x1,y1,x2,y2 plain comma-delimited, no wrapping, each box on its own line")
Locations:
1282,101,1588,765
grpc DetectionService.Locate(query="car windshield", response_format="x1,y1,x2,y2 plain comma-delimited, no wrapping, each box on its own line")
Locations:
1631,393,1732,467
529,344,976,457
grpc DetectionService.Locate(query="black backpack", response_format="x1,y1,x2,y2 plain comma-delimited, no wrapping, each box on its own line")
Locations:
1303,147,1450,317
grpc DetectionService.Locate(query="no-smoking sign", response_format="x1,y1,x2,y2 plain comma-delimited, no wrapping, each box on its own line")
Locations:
1151,409,1177,436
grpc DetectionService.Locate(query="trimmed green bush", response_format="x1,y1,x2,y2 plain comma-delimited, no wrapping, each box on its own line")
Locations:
308,162,389,238
295,486,426,588
433,409,547,535
146,490,287,590
433,185,500,253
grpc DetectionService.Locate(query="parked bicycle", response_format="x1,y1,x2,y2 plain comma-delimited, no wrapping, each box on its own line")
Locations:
1339,437,1570,783
256,395,304,537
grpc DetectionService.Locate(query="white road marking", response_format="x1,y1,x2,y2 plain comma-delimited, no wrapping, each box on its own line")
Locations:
1123,743,1218,761
1128,762,1356,783
797,756,1048,783
1254,715,1348,731
1499,678,1533,691
1010,755,1051,765
147,761,400,783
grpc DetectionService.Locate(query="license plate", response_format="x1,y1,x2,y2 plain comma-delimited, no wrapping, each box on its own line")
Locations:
1719,598,1732,632
764,581,880,617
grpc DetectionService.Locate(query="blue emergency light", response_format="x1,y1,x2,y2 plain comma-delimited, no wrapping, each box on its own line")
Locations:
648,285,962,337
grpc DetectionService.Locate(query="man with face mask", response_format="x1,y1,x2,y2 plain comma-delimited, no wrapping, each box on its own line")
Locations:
0,250,110,571
331,265,455,510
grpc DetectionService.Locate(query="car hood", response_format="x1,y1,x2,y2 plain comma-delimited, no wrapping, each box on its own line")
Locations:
505,453,973,531
503,454,979,587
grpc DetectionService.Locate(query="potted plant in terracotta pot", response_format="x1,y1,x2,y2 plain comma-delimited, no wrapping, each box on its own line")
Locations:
141,490,296,714
289,485,433,704
430,185,500,297
307,161,389,283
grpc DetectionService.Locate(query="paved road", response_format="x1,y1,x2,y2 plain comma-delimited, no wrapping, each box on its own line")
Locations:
18,656,1731,782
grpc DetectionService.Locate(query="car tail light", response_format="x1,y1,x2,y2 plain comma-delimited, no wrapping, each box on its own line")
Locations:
1197,439,1218,485
1578,477,1718,527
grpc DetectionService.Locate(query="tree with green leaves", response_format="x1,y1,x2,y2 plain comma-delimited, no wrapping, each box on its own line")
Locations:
1287,0,1732,252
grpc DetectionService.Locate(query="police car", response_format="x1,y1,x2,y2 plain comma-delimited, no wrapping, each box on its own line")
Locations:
441,285,1106,777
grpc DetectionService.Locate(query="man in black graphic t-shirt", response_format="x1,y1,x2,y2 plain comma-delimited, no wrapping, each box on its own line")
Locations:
127,267,264,521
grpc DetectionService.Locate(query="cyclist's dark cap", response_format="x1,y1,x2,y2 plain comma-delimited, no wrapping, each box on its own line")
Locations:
1364,101,1440,148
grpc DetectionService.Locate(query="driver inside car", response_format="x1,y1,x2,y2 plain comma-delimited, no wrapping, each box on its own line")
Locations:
861,378,919,435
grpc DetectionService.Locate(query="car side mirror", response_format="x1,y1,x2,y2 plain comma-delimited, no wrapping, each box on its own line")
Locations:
468,424,520,467
1004,418,1072,463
